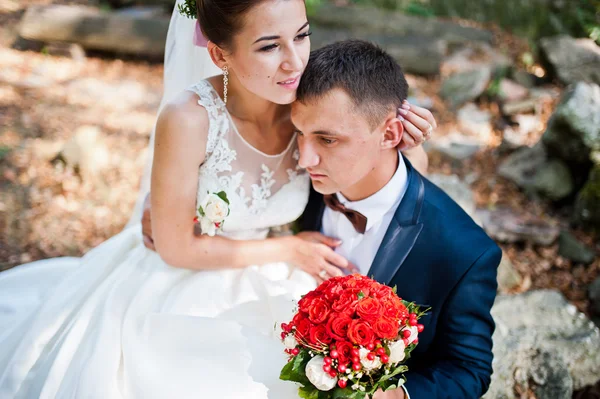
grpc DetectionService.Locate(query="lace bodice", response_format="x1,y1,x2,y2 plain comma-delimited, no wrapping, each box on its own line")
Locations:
188,80,310,240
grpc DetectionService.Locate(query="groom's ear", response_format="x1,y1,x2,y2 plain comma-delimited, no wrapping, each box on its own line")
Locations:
380,116,404,150
207,42,228,69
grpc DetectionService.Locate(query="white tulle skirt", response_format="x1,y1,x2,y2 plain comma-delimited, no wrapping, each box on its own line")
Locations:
0,225,315,398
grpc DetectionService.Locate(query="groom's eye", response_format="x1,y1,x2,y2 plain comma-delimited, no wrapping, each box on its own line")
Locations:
321,138,336,145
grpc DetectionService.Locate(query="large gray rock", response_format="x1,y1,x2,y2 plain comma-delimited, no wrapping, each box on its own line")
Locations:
542,82,600,165
498,144,574,200
310,3,493,45
19,5,170,57
590,277,600,317
485,290,600,398
476,207,560,246
441,44,511,77
575,164,600,228
427,132,484,161
497,253,523,293
310,27,446,76
457,103,493,139
440,68,492,108
540,36,600,86
502,114,542,149
558,231,596,265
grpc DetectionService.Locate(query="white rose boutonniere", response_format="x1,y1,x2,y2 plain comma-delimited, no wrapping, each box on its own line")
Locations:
194,191,230,236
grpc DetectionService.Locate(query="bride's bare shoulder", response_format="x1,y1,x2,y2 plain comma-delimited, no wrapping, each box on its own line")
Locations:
156,90,210,140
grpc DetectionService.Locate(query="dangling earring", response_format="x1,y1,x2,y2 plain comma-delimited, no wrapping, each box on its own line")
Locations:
222,65,229,104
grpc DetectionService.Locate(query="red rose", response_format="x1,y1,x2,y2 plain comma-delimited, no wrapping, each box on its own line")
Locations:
372,285,394,300
356,297,383,322
373,317,399,340
382,297,408,322
326,313,353,341
298,292,318,314
309,324,332,346
316,279,334,293
334,340,354,365
343,274,365,289
324,282,344,303
293,314,313,342
308,297,331,324
347,319,375,347
332,291,359,313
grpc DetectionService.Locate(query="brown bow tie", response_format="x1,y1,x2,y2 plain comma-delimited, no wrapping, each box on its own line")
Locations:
323,194,367,234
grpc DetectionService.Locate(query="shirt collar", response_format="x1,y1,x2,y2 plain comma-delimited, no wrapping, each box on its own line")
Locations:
336,153,408,232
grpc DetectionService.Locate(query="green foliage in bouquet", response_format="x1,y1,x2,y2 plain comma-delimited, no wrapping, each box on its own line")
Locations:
281,349,409,399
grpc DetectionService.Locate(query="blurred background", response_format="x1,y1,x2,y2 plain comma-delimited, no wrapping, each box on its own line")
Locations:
0,0,599,397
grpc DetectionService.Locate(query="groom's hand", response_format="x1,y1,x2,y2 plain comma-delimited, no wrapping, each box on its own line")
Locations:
141,193,156,251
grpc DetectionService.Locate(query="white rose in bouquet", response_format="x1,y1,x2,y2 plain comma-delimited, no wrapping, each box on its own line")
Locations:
305,356,338,391
359,348,382,371
283,335,298,350
388,339,406,364
407,326,419,344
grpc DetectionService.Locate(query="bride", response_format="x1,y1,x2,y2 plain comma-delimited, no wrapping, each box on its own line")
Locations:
0,0,436,398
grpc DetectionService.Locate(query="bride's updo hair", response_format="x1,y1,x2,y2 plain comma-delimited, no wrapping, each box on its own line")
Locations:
196,0,271,48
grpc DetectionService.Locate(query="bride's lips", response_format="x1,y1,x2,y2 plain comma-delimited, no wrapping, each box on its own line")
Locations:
308,171,327,180
277,75,300,90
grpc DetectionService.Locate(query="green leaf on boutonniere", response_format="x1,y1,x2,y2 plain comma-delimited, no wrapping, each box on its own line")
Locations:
216,190,230,205
357,291,365,300
197,206,205,217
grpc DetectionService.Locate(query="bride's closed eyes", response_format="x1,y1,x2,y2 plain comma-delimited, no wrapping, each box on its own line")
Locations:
258,30,312,52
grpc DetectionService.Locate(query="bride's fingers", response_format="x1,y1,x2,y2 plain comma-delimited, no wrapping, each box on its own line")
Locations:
400,121,421,149
402,100,437,129
324,263,344,277
322,247,349,269
399,106,432,139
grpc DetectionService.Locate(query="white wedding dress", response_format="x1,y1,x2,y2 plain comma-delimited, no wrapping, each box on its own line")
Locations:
0,80,315,398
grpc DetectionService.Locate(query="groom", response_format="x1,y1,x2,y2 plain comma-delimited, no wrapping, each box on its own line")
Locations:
142,40,501,398
292,40,501,399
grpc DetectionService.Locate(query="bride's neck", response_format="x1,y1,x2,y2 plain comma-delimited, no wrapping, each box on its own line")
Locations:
213,75,288,127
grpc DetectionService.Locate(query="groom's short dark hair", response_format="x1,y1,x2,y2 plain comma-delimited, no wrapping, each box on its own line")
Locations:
296,40,409,128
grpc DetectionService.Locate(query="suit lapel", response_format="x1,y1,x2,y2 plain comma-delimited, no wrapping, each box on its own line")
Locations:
301,186,325,232
368,160,425,285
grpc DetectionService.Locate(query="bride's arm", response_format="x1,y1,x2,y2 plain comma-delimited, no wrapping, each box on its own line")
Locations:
150,94,349,279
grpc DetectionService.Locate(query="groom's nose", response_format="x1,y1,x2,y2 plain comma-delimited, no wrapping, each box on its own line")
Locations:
298,140,319,169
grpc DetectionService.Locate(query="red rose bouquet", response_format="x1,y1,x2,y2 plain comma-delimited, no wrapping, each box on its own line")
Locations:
279,274,427,398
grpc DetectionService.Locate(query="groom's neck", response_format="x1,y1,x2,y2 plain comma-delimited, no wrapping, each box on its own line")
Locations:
340,150,399,202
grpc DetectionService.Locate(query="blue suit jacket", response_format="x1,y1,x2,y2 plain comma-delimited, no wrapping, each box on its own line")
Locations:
301,159,501,398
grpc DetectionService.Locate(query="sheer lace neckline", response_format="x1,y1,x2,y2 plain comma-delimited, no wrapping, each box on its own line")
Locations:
203,80,296,159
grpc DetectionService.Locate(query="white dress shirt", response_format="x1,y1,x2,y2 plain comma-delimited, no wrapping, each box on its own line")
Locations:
322,154,408,275
321,154,411,399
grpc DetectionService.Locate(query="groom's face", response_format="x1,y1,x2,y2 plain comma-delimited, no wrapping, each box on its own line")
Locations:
292,88,385,195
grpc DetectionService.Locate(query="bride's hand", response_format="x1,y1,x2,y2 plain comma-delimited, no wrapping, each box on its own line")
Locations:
286,232,358,284
397,100,437,151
